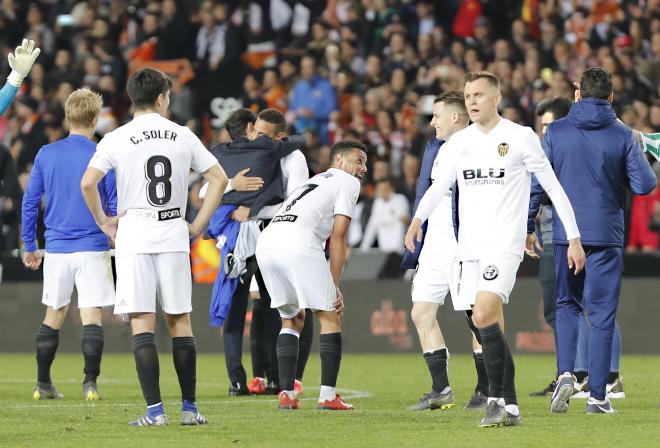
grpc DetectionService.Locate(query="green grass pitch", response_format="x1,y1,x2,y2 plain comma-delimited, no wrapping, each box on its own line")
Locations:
1,353,659,447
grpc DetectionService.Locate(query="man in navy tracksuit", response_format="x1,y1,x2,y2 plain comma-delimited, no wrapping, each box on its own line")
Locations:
22,88,116,401
539,68,656,414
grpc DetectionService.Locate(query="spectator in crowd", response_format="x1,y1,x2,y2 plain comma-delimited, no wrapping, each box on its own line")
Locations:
360,177,409,254
397,153,420,206
627,186,660,252
288,55,337,145
0,0,656,257
15,94,47,174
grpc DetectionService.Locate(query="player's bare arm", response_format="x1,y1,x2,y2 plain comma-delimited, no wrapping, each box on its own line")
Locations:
81,166,121,241
188,163,228,237
329,214,351,314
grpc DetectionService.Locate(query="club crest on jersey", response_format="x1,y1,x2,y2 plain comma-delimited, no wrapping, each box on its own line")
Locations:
497,143,509,157
483,265,499,280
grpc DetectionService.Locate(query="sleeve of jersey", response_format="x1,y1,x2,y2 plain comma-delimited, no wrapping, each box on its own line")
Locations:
188,129,219,173
534,165,580,240
520,128,552,173
413,147,457,223
88,138,114,174
624,130,656,195
411,140,435,215
284,151,310,196
334,177,360,218
0,81,19,115
21,152,45,252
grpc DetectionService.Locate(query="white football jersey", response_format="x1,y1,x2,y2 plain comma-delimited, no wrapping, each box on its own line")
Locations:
419,146,458,261
257,167,360,258
89,113,218,254
255,149,309,219
415,118,579,261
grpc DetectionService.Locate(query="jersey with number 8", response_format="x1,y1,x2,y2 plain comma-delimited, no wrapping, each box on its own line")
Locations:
258,168,360,259
89,113,217,255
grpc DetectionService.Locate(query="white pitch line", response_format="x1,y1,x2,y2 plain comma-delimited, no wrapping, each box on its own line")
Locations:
10,388,373,410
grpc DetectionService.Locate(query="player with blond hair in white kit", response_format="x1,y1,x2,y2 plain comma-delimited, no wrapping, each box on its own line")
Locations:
405,71,586,428
81,68,228,426
256,140,367,411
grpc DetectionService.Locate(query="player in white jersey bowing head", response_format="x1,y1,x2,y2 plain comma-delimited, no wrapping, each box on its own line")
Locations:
81,68,228,426
405,71,585,428
256,140,366,411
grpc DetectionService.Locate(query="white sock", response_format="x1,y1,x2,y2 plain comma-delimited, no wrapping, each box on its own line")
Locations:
504,404,519,416
423,346,447,355
280,328,300,338
319,385,336,401
487,397,504,407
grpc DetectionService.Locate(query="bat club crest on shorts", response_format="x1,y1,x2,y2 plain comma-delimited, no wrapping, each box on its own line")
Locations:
483,265,499,280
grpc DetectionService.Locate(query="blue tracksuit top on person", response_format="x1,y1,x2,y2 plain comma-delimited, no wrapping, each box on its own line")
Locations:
541,98,656,247
401,137,459,269
207,204,239,327
289,75,337,121
21,134,117,253
0,81,19,115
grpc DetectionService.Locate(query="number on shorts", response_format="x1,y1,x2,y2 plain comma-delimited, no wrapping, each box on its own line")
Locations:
285,184,318,211
145,155,172,206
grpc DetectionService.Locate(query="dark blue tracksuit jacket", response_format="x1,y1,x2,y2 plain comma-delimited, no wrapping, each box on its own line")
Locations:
539,98,656,400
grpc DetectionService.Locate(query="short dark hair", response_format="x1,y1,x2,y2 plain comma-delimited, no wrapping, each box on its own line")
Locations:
464,71,500,90
434,90,467,114
536,97,572,120
126,68,172,110
257,108,286,134
579,67,612,100
330,139,367,162
225,108,256,140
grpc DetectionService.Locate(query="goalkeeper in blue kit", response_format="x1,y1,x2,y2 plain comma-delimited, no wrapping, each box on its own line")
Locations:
0,39,40,114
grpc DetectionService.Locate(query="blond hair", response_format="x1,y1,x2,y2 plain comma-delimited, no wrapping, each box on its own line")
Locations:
64,88,103,128
464,71,500,90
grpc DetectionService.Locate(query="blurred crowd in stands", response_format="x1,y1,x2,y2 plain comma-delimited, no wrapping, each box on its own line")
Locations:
0,0,659,262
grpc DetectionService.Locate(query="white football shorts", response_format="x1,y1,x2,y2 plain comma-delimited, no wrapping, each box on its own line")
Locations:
42,251,115,310
411,253,460,308
114,252,192,315
256,249,335,318
455,254,521,309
